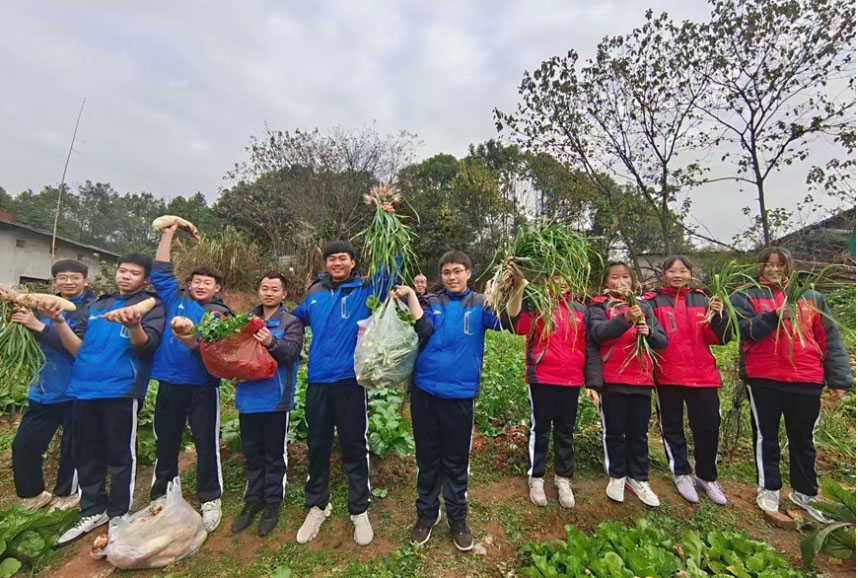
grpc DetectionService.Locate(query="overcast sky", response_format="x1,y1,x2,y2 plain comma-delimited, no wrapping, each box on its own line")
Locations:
0,0,850,242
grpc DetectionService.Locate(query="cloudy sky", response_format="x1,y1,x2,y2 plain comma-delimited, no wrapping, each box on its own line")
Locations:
0,0,849,242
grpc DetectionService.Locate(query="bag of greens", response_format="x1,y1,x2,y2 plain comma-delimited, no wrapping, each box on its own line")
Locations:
354,297,418,389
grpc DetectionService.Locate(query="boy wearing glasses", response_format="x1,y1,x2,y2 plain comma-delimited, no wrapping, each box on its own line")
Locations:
10,260,96,513
392,251,502,552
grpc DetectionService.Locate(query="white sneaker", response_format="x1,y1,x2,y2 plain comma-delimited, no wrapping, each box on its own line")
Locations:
756,488,780,513
57,512,109,546
554,475,575,509
674,475,700,503
788,491,833,524
695,478,728,505
48,494,81,513
350,511,374,546
201,498,222,532
296,503,332,544
606,477,625,503
626,479,660,507
528,478,547,507
20,491,52,511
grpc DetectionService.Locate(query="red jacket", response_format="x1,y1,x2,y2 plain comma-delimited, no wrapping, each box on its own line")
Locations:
646,287,732,387
512,296,587,386
587,296,668,387
730,280,852,388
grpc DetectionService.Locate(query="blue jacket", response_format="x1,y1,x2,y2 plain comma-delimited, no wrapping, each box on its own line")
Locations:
413,289,502,399
293,271,394,384
67,291,166,400
150,260,232,386
235,305,304,414
29,289,97,404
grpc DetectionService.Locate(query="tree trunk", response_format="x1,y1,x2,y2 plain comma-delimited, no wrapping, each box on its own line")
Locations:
757,181,770,245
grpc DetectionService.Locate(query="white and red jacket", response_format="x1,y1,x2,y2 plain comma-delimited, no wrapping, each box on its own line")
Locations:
511,295,588,387
645,286,732,387
587,296,668,387
730,280,852,388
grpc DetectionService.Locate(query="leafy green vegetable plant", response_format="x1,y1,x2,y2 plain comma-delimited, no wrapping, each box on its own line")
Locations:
799,478,856,566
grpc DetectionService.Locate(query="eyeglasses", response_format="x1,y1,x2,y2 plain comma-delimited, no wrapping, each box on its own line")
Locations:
442,268,467,276
55,275,84,283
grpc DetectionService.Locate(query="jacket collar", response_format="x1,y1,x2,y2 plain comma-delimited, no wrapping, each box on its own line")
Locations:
659,285,691,297
317,272,362,290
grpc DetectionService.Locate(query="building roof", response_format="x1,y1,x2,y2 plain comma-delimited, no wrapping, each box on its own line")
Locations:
0,216,120,258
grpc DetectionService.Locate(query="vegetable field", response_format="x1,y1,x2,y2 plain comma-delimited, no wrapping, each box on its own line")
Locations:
0,293,851,577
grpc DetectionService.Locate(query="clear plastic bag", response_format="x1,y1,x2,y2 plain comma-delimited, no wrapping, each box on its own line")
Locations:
91,477,206,569
354,297,419,389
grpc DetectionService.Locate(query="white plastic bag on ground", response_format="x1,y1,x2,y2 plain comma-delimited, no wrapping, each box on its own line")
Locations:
90,477,206,569
355,297,419,389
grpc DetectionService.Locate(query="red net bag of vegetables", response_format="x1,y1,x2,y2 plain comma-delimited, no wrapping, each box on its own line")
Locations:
196,313,277,381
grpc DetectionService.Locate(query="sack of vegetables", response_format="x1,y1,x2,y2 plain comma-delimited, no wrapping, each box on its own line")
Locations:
354,296,418,390
196,312,277,382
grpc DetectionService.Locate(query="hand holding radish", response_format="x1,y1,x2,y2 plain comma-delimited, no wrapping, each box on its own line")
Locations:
252,326,273,346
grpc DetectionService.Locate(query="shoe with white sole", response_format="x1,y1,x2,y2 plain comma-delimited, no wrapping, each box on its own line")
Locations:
48,494,81,513
21,491,52,512
529,478,547,507
626,479,660,507
695,478,728,505
606,477,625,503
789,491,833,524
201,498,222,532
57,512,109,546
674,475,699,503
296,503,332,544
350,511,374,546
410,510,442,546
756,487,780,513
554,475,575,509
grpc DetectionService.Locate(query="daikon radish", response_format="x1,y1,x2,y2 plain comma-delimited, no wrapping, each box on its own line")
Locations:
152,215,201,240
170,316,195,335
16,293,76,312
103,298,157,323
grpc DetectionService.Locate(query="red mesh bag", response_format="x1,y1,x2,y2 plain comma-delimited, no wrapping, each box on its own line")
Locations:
199,329,277,381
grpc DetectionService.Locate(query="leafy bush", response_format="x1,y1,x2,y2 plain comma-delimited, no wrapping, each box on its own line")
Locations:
0,506,79,576
367,388,414,458
476,331,529,436
520,518,802,578
173,226,269,292
799,478,856,565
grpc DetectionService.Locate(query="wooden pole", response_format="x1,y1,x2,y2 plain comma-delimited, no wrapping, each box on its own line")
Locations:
51,97,86,261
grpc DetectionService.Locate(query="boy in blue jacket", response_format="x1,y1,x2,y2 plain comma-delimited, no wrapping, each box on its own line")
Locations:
231,272,303,537
149,223,232,532
10,259,96,513
49,254,166,546
398,250,502,552
293,227,396,547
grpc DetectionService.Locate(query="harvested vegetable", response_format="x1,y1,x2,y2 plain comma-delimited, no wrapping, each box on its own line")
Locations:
152,215,201,241
355,298,418,390
696,260,759,338
102,298,157,323
195,313,277,381
485,221,594,338
0,288,47,403
194,312,252,342
613,282,658,374
15,293,75,312
353,184,419,299
170,316,195,336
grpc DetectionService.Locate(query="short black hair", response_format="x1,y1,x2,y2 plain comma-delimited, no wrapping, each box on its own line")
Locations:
439,250,472,272
118,254,153,278
51,259,88,278
259,271,288,291
323,241,356,261
602,262,637,287
661,255,694,273
188,266,225,287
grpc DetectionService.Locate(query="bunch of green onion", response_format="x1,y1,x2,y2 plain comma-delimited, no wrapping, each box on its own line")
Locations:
485,221,594,339
354,184,419,300
696,260,760,340
612,282,658,374
0,300,46,401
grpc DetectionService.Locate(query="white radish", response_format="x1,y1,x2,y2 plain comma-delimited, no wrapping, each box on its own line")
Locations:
170,316,195,335
15,293,76,312
152,215,201,240
103,298,157,323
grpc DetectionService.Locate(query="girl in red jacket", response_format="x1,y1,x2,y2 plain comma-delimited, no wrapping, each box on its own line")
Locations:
506,266,588,509
646,255,731,506
731,247,852,522
587,263,668,507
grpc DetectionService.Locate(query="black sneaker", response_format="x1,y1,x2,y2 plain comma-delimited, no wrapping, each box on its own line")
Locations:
448,518,473,552
410,511,441,546
231,502,263,533
258,503,281,537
